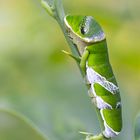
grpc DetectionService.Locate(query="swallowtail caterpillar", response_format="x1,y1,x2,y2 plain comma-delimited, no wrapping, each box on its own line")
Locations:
64,15,122,139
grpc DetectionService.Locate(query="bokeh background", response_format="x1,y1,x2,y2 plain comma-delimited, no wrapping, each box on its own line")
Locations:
0,0,140,140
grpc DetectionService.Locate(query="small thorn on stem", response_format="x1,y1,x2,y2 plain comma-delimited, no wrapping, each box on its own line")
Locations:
80,132,104,140
62,50,81,63
79,131,93,136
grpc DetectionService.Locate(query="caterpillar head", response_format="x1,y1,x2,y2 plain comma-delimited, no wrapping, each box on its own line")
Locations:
64,15,106,44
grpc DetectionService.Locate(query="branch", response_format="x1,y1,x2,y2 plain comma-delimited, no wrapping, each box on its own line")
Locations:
41,0,79,58
41,0,111,140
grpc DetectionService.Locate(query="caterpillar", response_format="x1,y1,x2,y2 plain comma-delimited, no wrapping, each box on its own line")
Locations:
64,15,122,139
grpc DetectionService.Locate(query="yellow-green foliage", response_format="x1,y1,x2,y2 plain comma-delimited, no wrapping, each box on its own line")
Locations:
0,0,139,140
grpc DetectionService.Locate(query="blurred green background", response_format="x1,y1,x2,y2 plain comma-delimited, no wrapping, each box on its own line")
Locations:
0,0,140,140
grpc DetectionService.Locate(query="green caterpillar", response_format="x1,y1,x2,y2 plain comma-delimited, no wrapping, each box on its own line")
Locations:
64,15,122,139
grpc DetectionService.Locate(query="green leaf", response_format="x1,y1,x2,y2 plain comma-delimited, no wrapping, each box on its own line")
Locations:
0,109,47,140
135,113,140,140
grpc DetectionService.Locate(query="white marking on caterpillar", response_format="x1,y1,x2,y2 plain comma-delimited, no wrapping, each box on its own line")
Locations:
88,84,112,109
100,109,120,138
95,96,112,109
86,63,121,138
84,31,105,43
86,67,119,95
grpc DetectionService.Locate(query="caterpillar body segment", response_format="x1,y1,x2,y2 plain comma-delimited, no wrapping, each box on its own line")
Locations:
64,15,122,138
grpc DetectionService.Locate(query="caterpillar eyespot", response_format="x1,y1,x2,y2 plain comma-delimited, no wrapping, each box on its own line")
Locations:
80,26,86,35
64,15,122,138
80,16,89,35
